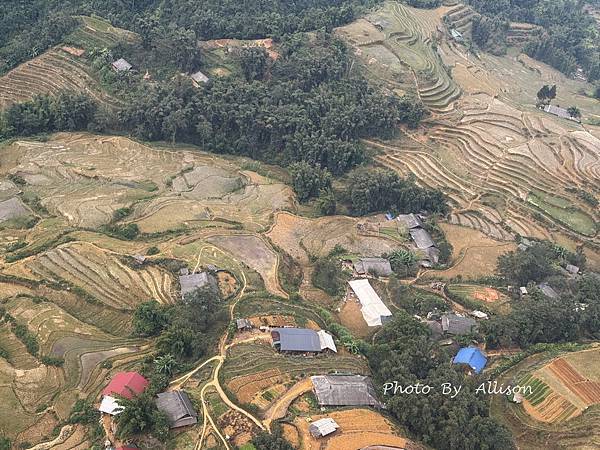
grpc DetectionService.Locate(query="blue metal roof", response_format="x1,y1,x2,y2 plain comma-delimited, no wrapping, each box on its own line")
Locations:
453,347,487,374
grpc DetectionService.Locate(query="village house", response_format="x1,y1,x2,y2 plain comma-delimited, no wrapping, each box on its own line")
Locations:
537,282,559,299
453,347,487,374
236,318,253,332
348,279,393,327
543,104,581,123
155,390,198,428
190,70,209,87
353,257,393,277
99,372,148,415
441,314,478,335
309,417,340,438
179,270,218,300
112,58,132,72
397,213,439,267
271,327,337,354
311,375,382,408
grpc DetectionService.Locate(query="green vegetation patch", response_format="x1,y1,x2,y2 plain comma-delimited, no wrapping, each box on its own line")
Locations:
527,190,596,236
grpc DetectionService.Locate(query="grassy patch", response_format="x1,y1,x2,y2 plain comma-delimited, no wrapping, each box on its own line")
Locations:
527,190,596,236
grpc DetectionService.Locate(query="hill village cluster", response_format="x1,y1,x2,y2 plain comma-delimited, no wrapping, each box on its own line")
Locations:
96,213,506,446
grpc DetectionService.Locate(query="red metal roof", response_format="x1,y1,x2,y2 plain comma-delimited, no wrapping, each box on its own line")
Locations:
102,372,148,399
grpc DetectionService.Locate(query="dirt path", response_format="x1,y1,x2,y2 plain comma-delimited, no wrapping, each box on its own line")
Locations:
263,378,313,431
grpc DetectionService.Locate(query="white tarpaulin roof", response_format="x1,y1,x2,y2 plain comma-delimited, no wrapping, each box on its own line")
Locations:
348,279,392,326
317,330,337,352
98,395,124,415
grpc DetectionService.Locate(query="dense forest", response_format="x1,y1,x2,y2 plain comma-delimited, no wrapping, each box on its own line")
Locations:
467,0,600,79
0,0,378,75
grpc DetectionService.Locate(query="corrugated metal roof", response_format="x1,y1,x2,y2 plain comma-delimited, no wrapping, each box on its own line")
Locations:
410,228,435,249
538,282,559,299
311,375,381,407
236,318,253,329
179,272,218,297
441,314,477,335
309,418,339,437
272,328,321,352
544,104,571,119
317,330,337,353
348,279,392,326
354,257,392,277
397,213,423,229
155,391,198,428
112,58,132,71
191,70,209,83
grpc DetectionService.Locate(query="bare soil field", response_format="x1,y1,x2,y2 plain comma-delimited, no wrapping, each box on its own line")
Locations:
424,223,516,279
294,409,413,450
337,298,373,338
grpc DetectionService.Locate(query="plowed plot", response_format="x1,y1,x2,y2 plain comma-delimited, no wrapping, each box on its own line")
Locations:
547,359,600,406
267,212,399,264
25,241,174,309
295,409,413,450
207,234,287,297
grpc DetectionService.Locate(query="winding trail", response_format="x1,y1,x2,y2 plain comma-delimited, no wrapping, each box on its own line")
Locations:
170,271,266,450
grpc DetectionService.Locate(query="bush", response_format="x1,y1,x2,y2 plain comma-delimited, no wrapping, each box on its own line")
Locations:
41,355,64,366
146,246,160,255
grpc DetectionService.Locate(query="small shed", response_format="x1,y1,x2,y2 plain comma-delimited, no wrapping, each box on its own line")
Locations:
470,310,489,320
566,264,580,275
190,70,209,86
236,318,253,331
155,390,198,428
112,58,132,72
453,347,487,374
309,417,339,438
354,257,393,277
450,29,464,42
538,282,559,299
519,286,528,296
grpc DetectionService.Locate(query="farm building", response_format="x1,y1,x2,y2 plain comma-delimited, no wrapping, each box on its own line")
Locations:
470,310,489,320
236,318,253,331
190,70,209,86
271,328,337,353
453,347,487,374
99,371,148,415
538,282,559,299
309,417,340,438
450,28,464,42
543,105,580,122
112,58,132,72
179,271,218,299
566,264,580,275
441,314,478,335
397,213,423,229
354,257,393,277
311,375,381,407
155,390,198,428
348,279,393,327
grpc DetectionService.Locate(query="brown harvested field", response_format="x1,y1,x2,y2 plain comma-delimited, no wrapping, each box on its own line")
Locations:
426,223,516,279
294,409,413,450
337,298,372,338
522,393,579,423
228,368,287,404
267,212,400,264
207,234,287,298
547,359,600,405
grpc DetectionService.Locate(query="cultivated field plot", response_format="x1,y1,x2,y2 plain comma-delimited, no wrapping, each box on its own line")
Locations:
0,48,118,110
293,409,414,450
3,134,294,231
447,284,511,313
518,348,600,424
350,3,600,246
267,212,399,264
223,343,368,413
66,15,139,50
24,241,174,309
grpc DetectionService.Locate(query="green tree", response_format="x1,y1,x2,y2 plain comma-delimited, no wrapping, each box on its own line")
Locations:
388,249,417,274
251,424,294,450
113,393,170,441
154,353,178,377
316,188,337,215
239,46,270,81
288,162,332,202
133,301,169,337
567,106,581,119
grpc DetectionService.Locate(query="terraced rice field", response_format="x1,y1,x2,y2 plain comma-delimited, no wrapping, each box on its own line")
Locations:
0,49,119,110
223,343,368,412
351,3,600,245
25,242,174,309
65,15,139,50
